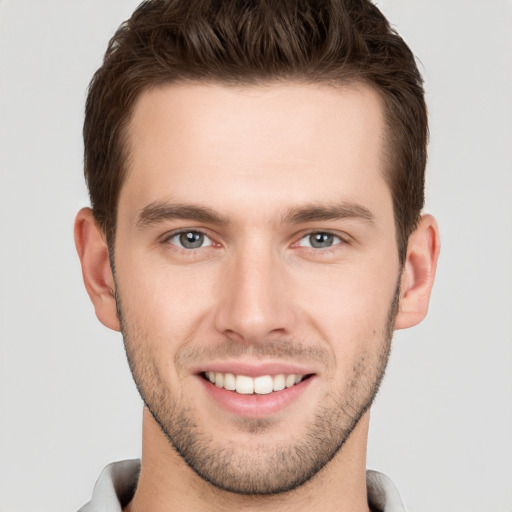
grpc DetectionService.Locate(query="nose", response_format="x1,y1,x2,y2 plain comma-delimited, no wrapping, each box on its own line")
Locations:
213,245,295,345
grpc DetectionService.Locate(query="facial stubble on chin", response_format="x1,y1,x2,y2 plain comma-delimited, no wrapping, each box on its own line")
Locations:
115,280,400,496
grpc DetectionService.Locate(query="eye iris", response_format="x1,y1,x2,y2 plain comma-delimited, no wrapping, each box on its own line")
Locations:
179,231,204,249
310,233,333,248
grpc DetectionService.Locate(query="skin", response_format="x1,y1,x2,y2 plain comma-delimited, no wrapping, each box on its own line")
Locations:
75,82,440,512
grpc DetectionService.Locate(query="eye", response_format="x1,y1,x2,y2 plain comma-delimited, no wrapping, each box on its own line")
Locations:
168,230,213,249
297,232,343,249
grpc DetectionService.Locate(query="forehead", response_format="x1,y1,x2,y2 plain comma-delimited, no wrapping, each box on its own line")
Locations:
121,82,390,223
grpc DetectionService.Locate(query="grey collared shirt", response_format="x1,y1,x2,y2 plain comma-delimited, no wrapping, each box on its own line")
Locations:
78,459,406,512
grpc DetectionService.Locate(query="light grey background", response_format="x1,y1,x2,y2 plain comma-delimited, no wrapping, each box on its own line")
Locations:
0,1,511,511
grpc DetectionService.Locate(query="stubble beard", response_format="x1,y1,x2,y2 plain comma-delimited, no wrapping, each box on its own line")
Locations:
116,284,399,496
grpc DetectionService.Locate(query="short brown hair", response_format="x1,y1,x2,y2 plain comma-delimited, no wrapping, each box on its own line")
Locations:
84,0,427,262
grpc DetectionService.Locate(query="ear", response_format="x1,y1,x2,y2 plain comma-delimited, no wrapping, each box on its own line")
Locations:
395,214,440,330
74,207,120,332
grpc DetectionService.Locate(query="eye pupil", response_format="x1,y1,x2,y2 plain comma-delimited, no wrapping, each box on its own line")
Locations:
179,231,204,249
310,233,333,248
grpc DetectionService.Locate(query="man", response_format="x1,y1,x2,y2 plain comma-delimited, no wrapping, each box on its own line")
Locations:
75,0,440,510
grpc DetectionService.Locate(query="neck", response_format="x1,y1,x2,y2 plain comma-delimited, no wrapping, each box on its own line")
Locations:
125,408,371,512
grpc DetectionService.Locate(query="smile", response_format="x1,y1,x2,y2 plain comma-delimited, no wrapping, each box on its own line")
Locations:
204,371,306,395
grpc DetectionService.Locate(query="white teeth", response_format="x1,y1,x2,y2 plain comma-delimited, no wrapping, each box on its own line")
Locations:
224,372,236,391
236,375,254,394
214,372,224,388
285,374,296,388
254,375,273,394
205,372,306,394
273,374,286,391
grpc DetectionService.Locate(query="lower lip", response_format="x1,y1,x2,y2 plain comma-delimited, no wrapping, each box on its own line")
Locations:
198,375,314,418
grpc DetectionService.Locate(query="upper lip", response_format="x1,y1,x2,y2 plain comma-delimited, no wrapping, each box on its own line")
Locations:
192,361,318,378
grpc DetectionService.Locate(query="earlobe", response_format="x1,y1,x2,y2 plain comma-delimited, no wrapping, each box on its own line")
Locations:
74,207,121,332
395,214,440,330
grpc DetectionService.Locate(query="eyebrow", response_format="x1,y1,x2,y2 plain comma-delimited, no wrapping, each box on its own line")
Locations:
136,200,375,229
136,202,229,228
281,202,375,225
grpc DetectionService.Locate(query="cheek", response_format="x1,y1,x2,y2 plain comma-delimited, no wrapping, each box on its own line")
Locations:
115,256,220,348
293,260,398,355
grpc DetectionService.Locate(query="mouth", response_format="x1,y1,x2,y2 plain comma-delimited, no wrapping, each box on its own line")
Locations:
202,371,312,395
196,363,317,418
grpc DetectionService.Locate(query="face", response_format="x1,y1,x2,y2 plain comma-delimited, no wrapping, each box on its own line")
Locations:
113,83,401,494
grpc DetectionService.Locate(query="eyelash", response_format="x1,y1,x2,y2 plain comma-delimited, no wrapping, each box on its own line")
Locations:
162,229,349,254
295,231,346,250
164,230,216,250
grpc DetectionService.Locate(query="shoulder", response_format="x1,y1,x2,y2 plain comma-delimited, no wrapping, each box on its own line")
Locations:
366,470,406,512
78,459,140,512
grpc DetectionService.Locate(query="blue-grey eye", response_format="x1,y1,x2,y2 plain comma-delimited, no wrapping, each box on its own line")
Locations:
299,232,341,249
169,231,213,249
